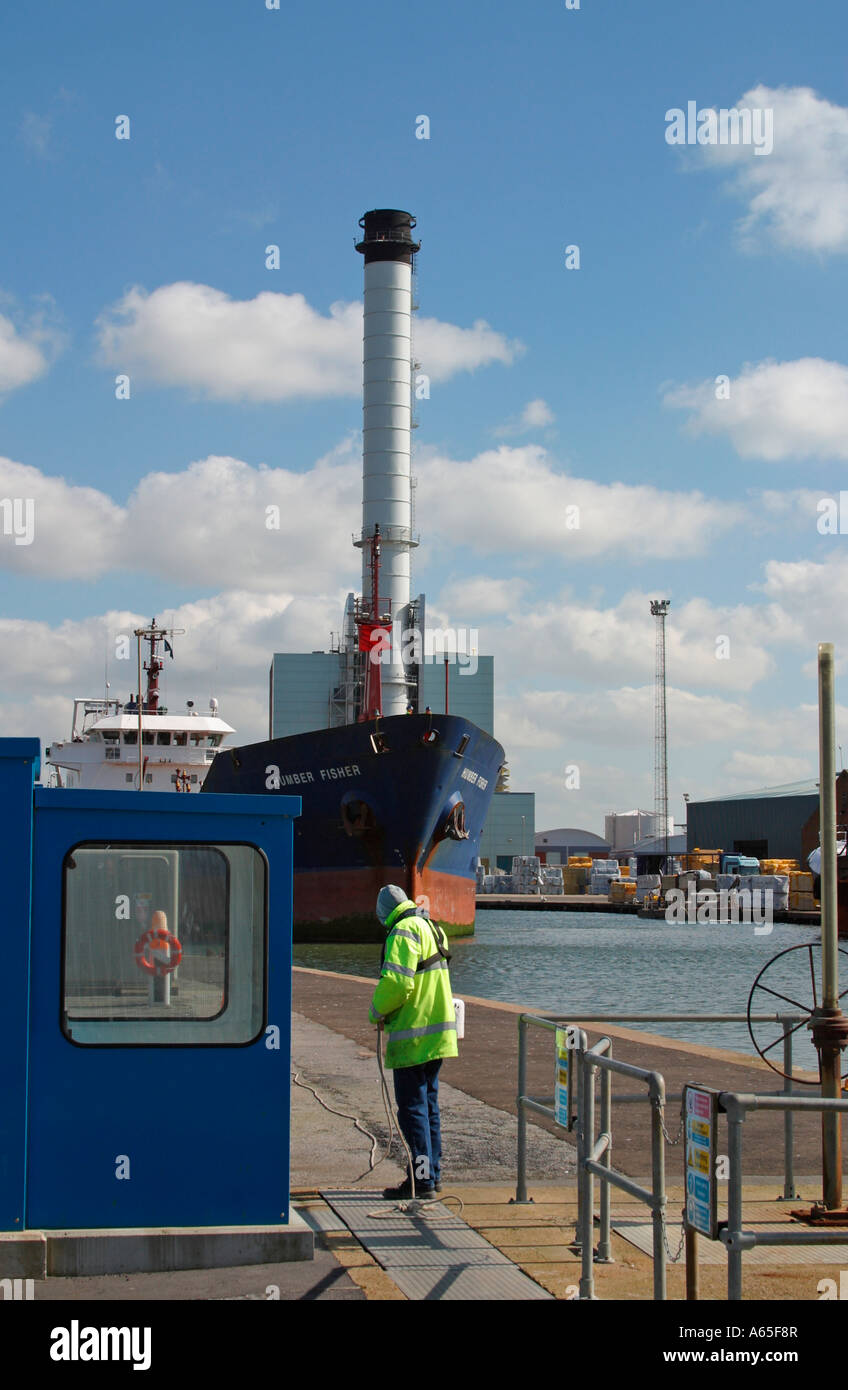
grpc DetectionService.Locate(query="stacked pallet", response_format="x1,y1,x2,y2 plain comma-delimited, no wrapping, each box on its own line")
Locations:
789,870,816,911
562,865,590,894
590,860,620,896
686,848,721,876
636,873,662,904
762,859,799,876
739,874,790,911
609,880,637,903
541,866,564,894
511,855,542,894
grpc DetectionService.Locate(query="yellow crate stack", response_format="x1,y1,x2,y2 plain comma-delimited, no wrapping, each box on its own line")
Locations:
609,880,637,903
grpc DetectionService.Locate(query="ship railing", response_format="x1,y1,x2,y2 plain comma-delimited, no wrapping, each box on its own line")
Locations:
514,1011,811,1300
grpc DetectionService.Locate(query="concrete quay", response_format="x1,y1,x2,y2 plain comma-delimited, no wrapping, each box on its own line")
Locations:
7,967,848,1302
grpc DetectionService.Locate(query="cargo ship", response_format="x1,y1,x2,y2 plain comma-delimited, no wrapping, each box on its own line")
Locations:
204,209,505,940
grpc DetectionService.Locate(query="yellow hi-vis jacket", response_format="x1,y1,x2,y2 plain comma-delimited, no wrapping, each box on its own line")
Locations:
368,899,458,1069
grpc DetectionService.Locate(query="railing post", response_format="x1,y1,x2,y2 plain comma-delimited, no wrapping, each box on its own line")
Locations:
579,1050,595,1300
685,1227,699,1300
782,1020,798,1200
650,1074,667,1301
725,1097,745,1301
572,1030,585,1248
515,1015,528,1204
597,1062,613,1263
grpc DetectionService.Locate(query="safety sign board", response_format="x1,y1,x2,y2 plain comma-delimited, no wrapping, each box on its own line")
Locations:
683,1084,719,1238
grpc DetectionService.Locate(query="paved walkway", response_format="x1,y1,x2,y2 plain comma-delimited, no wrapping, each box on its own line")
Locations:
19,971,848,1302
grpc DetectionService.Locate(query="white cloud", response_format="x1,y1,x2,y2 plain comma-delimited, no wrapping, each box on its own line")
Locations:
700,85,848,254
494,397,555,436
0,442,751,585
664,357,848,461
0,446,362,588
0,313,53,394
759,551,848,650
418,444,741,557
95,282,521,401
718,750,814,787
493,683,830,831
0,593,344,751
438,575,530,617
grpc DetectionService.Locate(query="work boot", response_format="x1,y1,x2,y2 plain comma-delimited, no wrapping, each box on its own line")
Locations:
381,1180,436,1201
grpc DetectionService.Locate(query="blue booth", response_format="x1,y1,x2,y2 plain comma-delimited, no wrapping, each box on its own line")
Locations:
0,739,300,1232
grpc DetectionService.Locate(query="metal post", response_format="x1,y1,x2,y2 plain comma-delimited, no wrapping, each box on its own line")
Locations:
650,1076,667,1301
573,1033,585,1248
782,1021,798,1200
597,1063,613,1262
817,643,843,1210
685,1227,699,1300
579,1053,595,1300
136,631,144,791
515,1016,528,1203
726,1104,744,1301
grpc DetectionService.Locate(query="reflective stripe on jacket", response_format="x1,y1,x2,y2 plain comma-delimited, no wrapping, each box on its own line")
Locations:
369,899,458,1069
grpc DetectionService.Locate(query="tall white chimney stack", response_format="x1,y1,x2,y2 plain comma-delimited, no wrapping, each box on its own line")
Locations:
355,209,420,717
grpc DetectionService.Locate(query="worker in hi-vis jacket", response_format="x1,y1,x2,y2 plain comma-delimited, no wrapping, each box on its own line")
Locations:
369,885,457,1200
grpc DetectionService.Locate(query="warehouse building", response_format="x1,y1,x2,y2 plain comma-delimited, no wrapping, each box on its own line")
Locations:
535,828,611,863
686,780,821,862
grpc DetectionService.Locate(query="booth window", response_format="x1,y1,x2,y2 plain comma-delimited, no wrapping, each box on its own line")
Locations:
62,843,267,1046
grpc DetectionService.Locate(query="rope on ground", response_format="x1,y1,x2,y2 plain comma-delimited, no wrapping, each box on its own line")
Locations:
291,1070,388,1177
293,1037,464,1222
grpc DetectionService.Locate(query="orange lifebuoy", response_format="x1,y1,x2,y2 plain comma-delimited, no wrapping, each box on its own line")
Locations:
134,914,182,977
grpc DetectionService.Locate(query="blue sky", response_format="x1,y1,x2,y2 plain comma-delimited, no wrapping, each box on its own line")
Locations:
2,0,848,831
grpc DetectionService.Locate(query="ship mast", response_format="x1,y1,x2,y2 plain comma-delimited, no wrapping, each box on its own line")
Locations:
356,527,385,721
132,619,185,790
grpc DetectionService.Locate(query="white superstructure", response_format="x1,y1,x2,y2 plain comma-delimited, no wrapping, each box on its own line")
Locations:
46,699,235,791
45,619,235,790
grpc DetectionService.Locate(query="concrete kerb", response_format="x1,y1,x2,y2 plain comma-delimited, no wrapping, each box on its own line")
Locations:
1,1217,313,1280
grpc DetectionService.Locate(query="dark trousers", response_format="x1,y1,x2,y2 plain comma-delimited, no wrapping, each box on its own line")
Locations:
392,1059,442,1190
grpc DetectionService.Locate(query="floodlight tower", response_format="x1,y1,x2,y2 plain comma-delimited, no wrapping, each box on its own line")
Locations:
650,600,671,865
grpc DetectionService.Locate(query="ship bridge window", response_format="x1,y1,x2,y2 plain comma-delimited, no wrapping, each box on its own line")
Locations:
157,732,172,746
142,732,154,746
209,734,223,748
190,733,204,747
61,843,267,1046
124,731,138,746
102,731,119,743
174,732,188,747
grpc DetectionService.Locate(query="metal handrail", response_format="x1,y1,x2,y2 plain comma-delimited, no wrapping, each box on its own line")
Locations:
515,1011,810,1206
719,1091,848,1300
579,1038,668,1301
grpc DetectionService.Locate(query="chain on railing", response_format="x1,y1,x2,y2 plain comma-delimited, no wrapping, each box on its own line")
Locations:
655,1092,686,1147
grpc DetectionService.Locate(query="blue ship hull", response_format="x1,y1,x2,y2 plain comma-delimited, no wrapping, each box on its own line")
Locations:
202,712,505,941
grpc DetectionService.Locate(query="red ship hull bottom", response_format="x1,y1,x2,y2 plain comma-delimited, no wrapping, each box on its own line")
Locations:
293,866,475,942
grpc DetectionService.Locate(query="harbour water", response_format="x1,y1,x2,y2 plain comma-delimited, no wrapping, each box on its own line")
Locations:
294,910,827,1075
